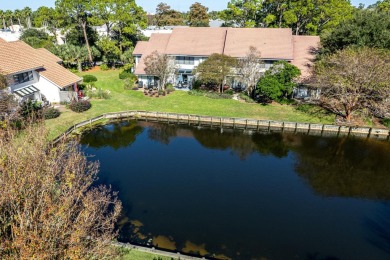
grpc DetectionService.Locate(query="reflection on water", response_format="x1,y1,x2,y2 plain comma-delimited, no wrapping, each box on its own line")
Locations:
81,120,390,260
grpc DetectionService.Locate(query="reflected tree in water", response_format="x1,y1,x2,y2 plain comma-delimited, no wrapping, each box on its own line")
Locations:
293,136,390,199
80,121,143,149
147,123,178,145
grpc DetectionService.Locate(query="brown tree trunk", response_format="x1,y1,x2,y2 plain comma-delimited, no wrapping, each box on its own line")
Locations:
77,61,82,72
81,21,93,63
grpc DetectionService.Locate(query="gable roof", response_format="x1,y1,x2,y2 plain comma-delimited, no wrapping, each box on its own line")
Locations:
224,28,294,60
291,35,320,79
0,40,81,88
133,41,149,55
165,27,228,56
0,39,44,75
134,34,172,75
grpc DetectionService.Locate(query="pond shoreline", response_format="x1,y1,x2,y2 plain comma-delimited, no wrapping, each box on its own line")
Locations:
53,111,390,145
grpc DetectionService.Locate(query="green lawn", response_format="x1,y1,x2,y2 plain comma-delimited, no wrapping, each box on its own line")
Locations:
121,249,174,260
45,69,334,139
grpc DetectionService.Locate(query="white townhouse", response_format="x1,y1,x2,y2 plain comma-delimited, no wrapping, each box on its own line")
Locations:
0,38,82,103
133,27,320,92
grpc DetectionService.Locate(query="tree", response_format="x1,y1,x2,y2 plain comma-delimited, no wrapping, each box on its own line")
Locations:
4,10,14,31
0,10,6,30
21,7,32,29
370,0,390,12
237,46,264,97
20,28,53,49
97,37,121,68
194,53,237,93
56,0,94,63
220,0,263,27
51,44,91,72
256,61,301,101
321,9,390,54
155,2,184,26
33,7,64,38
312,47,390,121
13,9,22,29
144,51,175,90
262,0,353,35
188,2,209,27
0,124,122,259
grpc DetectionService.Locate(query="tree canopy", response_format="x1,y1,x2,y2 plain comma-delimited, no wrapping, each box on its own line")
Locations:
321,8,390,53
144,51,176,90
195,53,237,92
155,2,184,26
188,2,209,27
256,61,301,101
312,47,390,121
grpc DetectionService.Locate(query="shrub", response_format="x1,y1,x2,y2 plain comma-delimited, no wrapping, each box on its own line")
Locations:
100,64,109,71
224,89,234,95
123,78,135,90
239,93,256,103
84,85,111,99
68,100,91,113
382,118,390,128
82,75,98,83
165,83,175,93
19,100,42,120
43,107,60,119
119,71,131,80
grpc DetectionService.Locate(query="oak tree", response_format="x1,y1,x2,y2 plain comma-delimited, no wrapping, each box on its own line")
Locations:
312,47,390,121
155,2,184,26
144,51,176,90
188,2,210,27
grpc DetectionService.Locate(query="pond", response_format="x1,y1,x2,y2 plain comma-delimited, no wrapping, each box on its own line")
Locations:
80,120,390,260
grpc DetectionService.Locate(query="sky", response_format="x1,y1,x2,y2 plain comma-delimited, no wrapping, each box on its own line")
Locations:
0,0,381,12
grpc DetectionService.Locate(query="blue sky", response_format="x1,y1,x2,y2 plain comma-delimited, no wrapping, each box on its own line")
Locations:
1,0,380,12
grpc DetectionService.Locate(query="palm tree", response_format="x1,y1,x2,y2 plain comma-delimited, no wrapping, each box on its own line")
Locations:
22,7,32,29
14,9,22,30
0,10,7,30
53,44,89,72
4,10,14,31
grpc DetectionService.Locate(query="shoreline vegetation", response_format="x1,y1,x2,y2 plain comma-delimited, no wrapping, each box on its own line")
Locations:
46,69,337,140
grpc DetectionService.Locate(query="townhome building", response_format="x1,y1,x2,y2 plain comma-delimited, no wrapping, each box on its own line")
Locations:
133,27,320,94
0,38,81,104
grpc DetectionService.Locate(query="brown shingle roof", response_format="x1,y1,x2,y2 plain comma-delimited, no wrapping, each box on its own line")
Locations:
36,48,63,63
0,40,44,75
165,27,228,56
9,41,81,88
134,34,172,75
133,41,149,55
291,35,320,79
224,28,294,59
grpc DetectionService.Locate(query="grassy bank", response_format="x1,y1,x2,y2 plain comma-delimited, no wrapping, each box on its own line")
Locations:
121,250,174,260
45,69,334,139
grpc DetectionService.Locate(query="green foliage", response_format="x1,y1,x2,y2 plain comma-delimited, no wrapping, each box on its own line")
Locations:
188,2,210,27
382,118,390,128
321,9,390,53
123,78,135,90
221,0,263,27
100,64,109,71
43,107,61,119
82,75,98,83
68,100,92,113
195,53,237,88
165,83,175,93
119,71,135,80
256,61,301,101
84,85,111,99
155,2,184,26
239,93,256,103
188,90,233,99
18,100,42,120
97,37,121,66
20,28,53,48
65,25,99,47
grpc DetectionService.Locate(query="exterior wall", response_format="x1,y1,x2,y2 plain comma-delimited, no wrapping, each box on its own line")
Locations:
8,70,39,92
35,76,61,103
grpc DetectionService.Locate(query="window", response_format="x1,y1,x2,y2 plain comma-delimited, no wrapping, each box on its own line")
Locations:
12,71,33,85
175,56,195,65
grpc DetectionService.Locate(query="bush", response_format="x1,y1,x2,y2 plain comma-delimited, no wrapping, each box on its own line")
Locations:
123,78,135,90
188,90,206,96
68,100,92,113
165,83,175,93
119,71,137,82
100,64,109,71
19,100,42,120
82,75,98,83
43,107,60,119
239,93,256,103
84,85,111,99
382,118,390,128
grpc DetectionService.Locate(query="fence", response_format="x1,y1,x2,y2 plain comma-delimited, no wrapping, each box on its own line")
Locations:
52,111,390,144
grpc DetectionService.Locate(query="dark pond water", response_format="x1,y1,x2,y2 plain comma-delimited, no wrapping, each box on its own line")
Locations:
80,120,390,260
